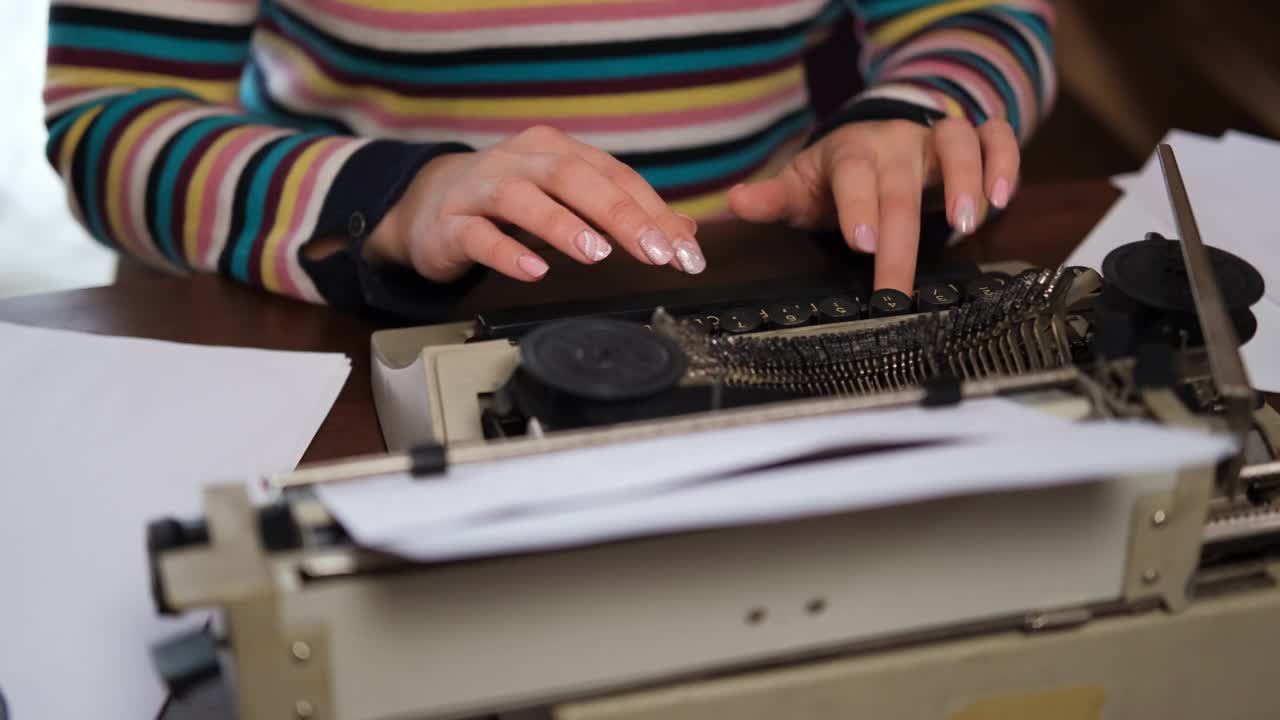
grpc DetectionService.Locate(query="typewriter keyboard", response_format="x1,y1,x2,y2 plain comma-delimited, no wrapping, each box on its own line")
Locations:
472,270,1027,341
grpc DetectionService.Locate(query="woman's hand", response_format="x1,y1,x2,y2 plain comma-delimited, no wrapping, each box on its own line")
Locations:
727,117,1019,293
363,125,704,283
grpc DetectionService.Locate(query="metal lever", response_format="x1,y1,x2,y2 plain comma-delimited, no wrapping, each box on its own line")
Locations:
1156,143,1257,498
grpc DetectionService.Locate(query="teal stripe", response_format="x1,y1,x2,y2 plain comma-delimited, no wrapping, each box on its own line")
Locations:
267,4,809,85
228,134,315,281
1003,8,1053,52
49,24,246,64
633,113,811,189
80,88,177,244
152,116,245,262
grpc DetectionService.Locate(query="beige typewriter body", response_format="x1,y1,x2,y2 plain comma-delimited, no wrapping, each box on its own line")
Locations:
154,150,1280,719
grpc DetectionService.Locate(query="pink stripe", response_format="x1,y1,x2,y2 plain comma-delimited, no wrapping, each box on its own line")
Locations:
196,127,279,265
117,103,193,260
302,0,797,32
878,32,1034,132
272,137,347,297
888,59,1004,121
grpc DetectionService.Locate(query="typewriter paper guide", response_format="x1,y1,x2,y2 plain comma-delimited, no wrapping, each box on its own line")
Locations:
316,398,1236,564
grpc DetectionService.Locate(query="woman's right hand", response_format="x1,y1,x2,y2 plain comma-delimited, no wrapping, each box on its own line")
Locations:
363,125,705,283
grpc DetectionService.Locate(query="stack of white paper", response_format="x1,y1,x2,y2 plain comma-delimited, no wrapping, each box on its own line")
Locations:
316,399,1234,564
0,321,351,720
1067,129,1280,391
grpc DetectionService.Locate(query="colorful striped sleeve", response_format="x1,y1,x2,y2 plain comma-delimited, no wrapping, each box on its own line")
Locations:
43,1,474,317
828,0,1056,144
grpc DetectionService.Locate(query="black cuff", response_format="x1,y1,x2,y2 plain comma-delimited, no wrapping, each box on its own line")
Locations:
302,138,488,323
807,97,947,147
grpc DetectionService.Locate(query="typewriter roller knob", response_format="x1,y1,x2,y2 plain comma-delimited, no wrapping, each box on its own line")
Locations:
916,283,961,313
516,317,687,402
1102,234,1264,312
868,289,914,318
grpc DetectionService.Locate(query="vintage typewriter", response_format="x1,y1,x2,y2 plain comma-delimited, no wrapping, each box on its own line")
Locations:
146,147,1280,720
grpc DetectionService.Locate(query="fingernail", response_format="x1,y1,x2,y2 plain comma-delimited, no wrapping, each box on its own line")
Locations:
638,228,675,265
574,229,611,262
517,253,549,278
853,224,877,253
673,239,706,274
955,195,976,234
991,178,1011,209
676,213,698,233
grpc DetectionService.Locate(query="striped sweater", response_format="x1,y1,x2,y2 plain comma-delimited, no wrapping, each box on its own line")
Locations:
44,0,1056,319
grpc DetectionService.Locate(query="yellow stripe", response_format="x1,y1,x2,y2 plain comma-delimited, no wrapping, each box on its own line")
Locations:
331,0,640,10
58,105,104,177
257,31,802,117
46,67,239,104
871,0,1004,45
105,101,190,253
259,138,337,292
183,126,258,262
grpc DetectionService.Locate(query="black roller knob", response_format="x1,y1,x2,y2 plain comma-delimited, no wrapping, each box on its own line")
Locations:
965,273,1008,302
767,302,814,328
518,317,686,401
1101,235,1264,312
868,289,913,318
817,295,863,322
916,282,961,312
721,307,763,334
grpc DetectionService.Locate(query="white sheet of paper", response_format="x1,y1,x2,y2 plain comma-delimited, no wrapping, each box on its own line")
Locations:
0,321,350,719
317,398,1071,547
381,419,1234,562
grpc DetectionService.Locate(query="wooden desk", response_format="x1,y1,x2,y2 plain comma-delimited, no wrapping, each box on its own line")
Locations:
0,179,1120,719
0,179,1120,465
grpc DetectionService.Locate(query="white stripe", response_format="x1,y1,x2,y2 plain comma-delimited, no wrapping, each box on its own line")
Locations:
273,0,831,52
59,0,258,25
44,87,129,121
280,139,367,303
200,128,295,270
123,105,233,271
849,84,944,113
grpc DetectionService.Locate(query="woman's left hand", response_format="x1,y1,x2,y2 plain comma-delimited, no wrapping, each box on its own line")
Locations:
727,116,1019,294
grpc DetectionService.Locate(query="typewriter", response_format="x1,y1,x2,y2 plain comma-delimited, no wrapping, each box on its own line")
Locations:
147,147,1280,720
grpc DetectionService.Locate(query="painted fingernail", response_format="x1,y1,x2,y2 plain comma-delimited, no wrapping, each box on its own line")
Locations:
673,239,706,274
676,213,698,233
853,224,877,253
991,178,1011,209
955,195,976,234
517,253,549,278
638,228,675,265
574,229,611,262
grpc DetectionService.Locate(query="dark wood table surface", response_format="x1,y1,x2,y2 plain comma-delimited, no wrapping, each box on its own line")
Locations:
0,179,1123,719
0,179,1121,466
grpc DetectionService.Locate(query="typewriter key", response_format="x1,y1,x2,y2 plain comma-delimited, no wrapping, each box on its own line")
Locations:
767,302,813,328
817,296,863,322
916,283,961,312
868,289,913,318
721,308,763,334
965,273,1008,302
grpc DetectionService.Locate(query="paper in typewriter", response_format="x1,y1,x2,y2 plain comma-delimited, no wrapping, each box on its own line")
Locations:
316,399,1235,563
